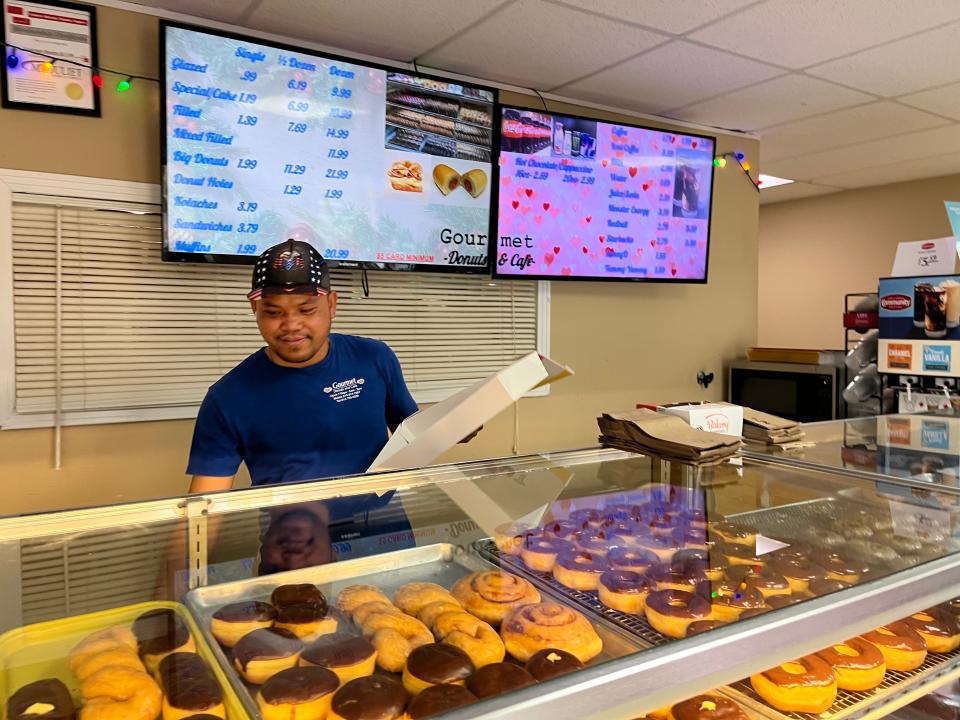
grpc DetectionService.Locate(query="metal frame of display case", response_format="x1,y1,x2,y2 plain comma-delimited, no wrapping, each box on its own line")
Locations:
1,447,959,719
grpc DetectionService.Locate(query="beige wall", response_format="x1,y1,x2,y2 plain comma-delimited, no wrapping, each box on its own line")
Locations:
758,173,960,349
0,6,759,515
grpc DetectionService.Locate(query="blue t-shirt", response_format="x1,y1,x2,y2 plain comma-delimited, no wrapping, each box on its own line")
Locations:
187,334,418,486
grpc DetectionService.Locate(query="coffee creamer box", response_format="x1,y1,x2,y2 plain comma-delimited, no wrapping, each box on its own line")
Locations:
662,402,743,439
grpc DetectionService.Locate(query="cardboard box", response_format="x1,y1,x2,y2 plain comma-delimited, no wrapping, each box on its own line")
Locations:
368,352,572,473
661,402,743,438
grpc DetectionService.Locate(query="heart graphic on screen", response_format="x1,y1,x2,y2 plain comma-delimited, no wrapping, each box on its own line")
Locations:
551,207,560,218
615,151,624,158
642,182,651,191
499,155,508,166
585,216,592,223
521,205,531,215
544,252,555,266
553,246,560,255
582,246,588,254
601,159,609,168
650,239,656,247
636,249,643,257
670,136,677,144
534,215,543,224
698,242,705,249
561,158,570,166
542,202,550,211
605,246,613,255
671,267,677,276
501,176,512,186
512,200,519,209
628,167,638,178
692,141,698,149
561,267,572,276
525,188,534,197
598,235,605,243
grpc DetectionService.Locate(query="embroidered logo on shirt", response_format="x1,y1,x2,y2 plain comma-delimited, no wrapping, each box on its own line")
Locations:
324,377,365,402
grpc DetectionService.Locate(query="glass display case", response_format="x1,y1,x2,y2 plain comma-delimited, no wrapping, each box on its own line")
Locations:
1,441,959,720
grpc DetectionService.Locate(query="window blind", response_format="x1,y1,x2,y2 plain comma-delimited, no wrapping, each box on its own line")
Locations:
9,198,540,422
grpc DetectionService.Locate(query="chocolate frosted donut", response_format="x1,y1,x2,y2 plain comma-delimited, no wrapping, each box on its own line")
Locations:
301,634,375,671
405,684,476,719
603,518,642,545
575,529,614,555
726,566,790,598
645,589,711,638
719,542,766,566
600,569,655,594
521,535,572,573
406,643,474,685
271,584,327,611
702,581,765,620
769,557,828,592
158,652,223,716
686,620,728,636
233,627,303,670
540,520,579,540
673,525,708,547
260,665,338,705
7,679,75,720
647,563,707,591
810,551,869,582
553,548,608,590
710,521,757,545
672,694,749,720
330,676,406,720
213,600,276,624
738,607,770,620
525,648,583,681
608,547,658,572
766,595,804,609
133,608,191,657
277,602,327,624
465,662,536,698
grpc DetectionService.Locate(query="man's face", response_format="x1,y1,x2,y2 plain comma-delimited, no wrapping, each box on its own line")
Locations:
258,509,333,574
251,291,337,366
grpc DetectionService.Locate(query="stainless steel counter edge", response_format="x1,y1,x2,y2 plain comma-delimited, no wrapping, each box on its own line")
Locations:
441,553,960,720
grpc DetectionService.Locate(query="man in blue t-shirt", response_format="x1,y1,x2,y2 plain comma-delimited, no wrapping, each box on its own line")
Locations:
187,239,422,495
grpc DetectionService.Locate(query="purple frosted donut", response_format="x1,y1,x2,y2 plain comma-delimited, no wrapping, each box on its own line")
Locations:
608,547,658,572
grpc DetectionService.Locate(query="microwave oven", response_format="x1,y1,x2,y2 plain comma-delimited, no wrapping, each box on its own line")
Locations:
728,360,841,422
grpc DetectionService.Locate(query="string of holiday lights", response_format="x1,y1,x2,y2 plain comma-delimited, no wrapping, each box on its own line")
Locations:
714,150,761,192
2,40,157,93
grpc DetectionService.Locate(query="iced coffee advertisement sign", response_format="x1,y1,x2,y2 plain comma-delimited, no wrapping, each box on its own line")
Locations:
878,274,960,376
1,0,99,115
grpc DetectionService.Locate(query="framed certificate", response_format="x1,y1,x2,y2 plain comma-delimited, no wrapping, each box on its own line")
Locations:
2,0,100,115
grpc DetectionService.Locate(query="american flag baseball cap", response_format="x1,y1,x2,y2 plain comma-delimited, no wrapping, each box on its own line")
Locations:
248,239,330,300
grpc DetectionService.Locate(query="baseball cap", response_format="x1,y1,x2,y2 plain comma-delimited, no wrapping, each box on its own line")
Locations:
248,239,331,300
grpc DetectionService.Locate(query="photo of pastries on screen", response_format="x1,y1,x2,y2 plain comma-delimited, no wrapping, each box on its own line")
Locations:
385,73,493,163
495,107,715,282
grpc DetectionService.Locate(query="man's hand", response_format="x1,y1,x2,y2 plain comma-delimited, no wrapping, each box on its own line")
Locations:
459,425,483,444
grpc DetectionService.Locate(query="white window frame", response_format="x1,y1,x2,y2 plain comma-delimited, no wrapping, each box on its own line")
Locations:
0,169,551,429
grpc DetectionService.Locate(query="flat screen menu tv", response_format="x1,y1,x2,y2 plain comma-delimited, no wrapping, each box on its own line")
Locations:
494,107,715,282
161,23,496,271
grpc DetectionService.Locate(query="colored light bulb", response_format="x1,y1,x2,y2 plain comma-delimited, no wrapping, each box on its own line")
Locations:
5,52,17,70
92,74,103,89
735,151,746,161
116,78,131,93
741,161,751,171
714,157,727,168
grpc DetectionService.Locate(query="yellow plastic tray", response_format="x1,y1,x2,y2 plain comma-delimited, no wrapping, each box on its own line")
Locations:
0,600,249,719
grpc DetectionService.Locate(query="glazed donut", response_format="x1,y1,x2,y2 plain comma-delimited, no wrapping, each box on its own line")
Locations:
769,557,827,594
608,547,659,573
432,611,505,667
74,647,145,682
552,549,608,591
574,529,615,556
709,522,757,547
360,611,433,672
394,582,459,616
598,570,655,614
417,600,464,629
902,607,960,653
704,582,766,622
749,655,837,714
667,694,748,720
79,666,162,720
834,520,873,539
68,626,138,674
810,551,869,584
845,540,900,566
875,532,924,556
725,566,790,599
644,589,711,639
211,601,277,648
808,578,851,596
501,602,602,663
450,571,541,625
494,522,534,556
816,637,886,691
352,601,402,627
646,563,707,593
798,527,844,548
540,520,579,540
520,536,572,573
860,622,927,670
337,585,392,620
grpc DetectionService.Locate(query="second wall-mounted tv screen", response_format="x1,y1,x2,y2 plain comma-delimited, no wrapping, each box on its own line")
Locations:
494,107,715,282
161,23,496,272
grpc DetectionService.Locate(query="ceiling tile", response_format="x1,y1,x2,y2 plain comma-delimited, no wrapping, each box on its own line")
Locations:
900,82,960,122
759,182,841,204
420,0,668,89
766,124,960,182
244,0,509,61
556,40,782,113
812,150,960,189
689,0,960,69
131,0,250,23
760,102,950,162
807,22,960,96
550,0,758,34
672,74,871,131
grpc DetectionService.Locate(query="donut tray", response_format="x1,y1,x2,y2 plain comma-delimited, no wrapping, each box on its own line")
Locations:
185,542,642,720
0,600,249,720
